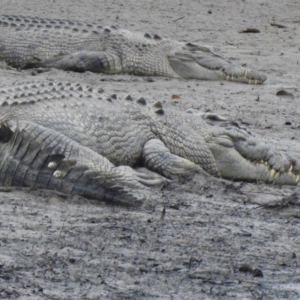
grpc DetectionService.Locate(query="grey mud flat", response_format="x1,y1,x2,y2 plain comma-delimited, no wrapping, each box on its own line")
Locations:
0,0,299,299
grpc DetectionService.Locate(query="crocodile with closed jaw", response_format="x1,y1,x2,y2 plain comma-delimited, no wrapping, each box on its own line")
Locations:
0,15,266,84
0,80,298,205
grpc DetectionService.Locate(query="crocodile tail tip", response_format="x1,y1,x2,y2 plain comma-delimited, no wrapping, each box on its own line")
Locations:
102,186,145,207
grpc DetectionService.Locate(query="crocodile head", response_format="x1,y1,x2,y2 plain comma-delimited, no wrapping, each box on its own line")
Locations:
168,42,267,84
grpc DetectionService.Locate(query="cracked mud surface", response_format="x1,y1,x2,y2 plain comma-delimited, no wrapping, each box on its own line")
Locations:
0,0,300,299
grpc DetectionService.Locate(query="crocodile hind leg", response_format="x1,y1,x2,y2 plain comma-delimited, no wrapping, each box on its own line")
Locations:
51,51,122,74
0,121,167,205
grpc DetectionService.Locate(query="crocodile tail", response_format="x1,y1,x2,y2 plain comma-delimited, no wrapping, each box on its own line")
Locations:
0,121,143,206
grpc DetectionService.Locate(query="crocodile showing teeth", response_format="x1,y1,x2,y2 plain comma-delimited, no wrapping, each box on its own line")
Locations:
0,15,266,84
0,80,298,205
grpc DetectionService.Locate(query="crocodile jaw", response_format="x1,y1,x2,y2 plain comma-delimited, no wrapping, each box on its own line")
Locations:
168,53,267,84
208,144,299,185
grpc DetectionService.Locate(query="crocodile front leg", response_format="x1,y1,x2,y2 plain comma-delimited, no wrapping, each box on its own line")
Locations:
142,138,211,180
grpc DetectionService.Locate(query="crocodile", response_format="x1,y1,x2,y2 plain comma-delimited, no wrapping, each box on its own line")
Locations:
0,80,298,205
0,15,266,84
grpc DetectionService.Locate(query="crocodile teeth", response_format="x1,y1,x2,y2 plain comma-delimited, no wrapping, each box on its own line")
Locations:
270,169,276,178
297,175,300,182
255,79,258,85
289,165,294,172
248,79,252,84
226,75,230,81
244,70,248,77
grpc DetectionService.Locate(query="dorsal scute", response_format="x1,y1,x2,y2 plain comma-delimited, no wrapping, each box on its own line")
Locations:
143,32,165,41
136,97,147,106
125,94,133,101
152,101,163,108
0,80,69,106
154,108,164,115
0,81,158,117
0,14,108,35
153,34,162,40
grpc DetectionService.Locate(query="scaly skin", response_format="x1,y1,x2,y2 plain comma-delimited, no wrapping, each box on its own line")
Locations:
0,81,298,205
0,15,266,84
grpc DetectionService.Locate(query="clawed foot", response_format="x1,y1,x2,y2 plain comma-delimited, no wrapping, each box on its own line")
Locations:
113,166,170,190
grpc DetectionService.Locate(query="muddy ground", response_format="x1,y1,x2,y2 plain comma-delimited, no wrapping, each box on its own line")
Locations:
0,0,300,299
